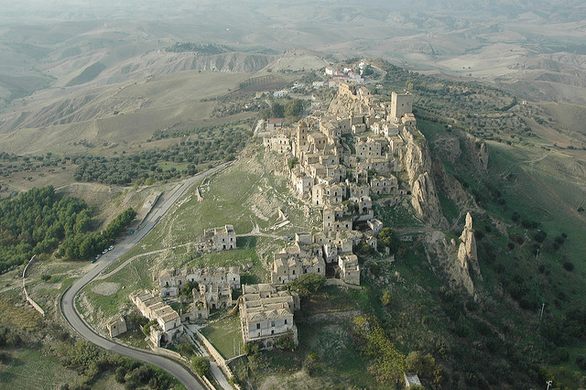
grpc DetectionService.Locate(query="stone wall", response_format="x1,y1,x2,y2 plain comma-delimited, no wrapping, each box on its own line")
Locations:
22,256,45,317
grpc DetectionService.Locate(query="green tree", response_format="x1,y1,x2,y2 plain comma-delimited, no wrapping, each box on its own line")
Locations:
289,274,326,298
303,352,319,375
285,99,304,118
405,351,442,387
381,289,392,306
191,356,210,377
272,102,285,118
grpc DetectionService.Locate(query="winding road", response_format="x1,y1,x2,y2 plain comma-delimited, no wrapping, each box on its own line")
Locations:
60,163,232,390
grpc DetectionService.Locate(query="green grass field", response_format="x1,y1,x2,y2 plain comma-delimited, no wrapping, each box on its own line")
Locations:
201,315,244,359
0,348,84,389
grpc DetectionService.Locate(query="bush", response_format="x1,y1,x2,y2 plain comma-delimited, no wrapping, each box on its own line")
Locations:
288,274,326,298
576,355,586,371
275,331,296,351
381,290,392,306
533,230,547,243
563,262,574,272
303,352,319,375
352,315,405,384
115,367,127,383
191,356,210,377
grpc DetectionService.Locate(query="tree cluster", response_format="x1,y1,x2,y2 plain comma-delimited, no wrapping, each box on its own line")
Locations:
351,315,406,384
0,186,90,273
55,340,178,389
59,207,136,260
74,127,249,185
288,274,326,298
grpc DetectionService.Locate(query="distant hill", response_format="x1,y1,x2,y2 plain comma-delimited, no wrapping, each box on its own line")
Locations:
66,62,106,87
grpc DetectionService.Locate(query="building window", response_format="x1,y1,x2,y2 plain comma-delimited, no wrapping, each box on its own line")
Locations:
256,323,260,329
271,321,275,327
284,319,287,324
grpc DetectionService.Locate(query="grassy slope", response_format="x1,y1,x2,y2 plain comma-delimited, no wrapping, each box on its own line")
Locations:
83,146,311,326
419,116,586,386
0,348,84,389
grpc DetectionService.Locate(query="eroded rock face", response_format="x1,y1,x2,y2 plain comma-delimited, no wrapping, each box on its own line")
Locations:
457,212,482,294
426,212,482,296
412,172,444,227
402,127,445,227
327,83,373,117
458,212,478,269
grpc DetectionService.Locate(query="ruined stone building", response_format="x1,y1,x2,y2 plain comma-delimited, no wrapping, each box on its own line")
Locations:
130,290,182,346
271,234,326,284
239,284,300,348
199,225,237,252
263,82,447,287
157,266,240,322
107,317,127,338
158,266,240,297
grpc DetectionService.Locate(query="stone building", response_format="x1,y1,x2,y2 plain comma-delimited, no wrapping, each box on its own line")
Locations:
201,225,237,252
239,284,300,348
158,266,240,297
339,254,360,285
130,290,182,346
107,316,127,338
262,82,446,288
263,133,291,154
390,91,413,122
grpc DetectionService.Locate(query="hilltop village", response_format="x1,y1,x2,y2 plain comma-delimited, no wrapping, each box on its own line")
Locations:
109,81,481,385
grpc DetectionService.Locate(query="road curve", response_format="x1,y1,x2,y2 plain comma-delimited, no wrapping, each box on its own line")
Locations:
60,163,231,390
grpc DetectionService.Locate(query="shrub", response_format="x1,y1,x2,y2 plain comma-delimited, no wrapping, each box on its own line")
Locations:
275,331,296,351
563,262,574,272
533,230,547,243
288,274,326,298
576,355,586,371
303,352,319,375
191,356,210,377
381,290,392,306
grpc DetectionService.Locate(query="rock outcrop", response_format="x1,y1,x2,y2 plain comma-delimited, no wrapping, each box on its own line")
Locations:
411,172,443,226
401,127,446,227
426,212,482,296
458,212,479,272
327,83,373,117
456,212,482,294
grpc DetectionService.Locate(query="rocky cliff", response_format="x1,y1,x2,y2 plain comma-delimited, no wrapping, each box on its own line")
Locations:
327,84,374,117
401,127,446,227
426,212,481,295
458,212,481,277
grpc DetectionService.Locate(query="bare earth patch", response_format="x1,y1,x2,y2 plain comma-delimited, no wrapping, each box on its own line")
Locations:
91,282,120,296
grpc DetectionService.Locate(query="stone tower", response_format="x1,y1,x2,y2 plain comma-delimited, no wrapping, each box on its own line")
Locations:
390,91,413,122
295,120,309,158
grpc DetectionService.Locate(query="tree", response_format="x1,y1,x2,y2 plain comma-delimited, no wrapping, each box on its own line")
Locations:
405,351,444,387
272,103,285,118
352,315,405,384
378,227,394,250
285,99,304,118
303,352,319,375
191,356,210,377
275,331,296,351
289,274,326,298
381,290,392,306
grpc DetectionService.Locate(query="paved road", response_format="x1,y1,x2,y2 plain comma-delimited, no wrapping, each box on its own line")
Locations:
60,163,231,390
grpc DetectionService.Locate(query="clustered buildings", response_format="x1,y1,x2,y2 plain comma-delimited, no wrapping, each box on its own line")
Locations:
121,83,430,357
265,84,418,287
